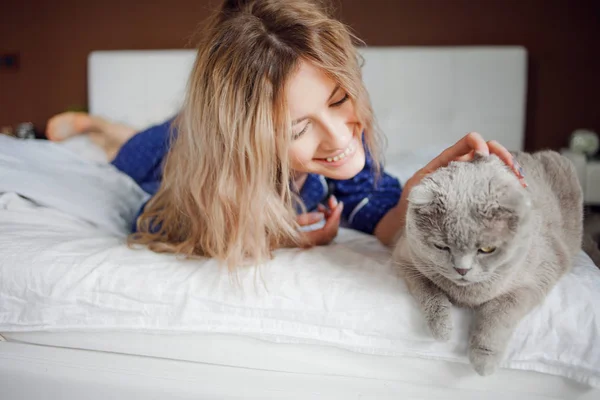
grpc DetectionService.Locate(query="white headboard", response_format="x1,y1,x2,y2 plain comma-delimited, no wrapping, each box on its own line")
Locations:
88,46,527,155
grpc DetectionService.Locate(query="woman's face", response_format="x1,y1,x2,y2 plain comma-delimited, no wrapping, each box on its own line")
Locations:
286,61,366,180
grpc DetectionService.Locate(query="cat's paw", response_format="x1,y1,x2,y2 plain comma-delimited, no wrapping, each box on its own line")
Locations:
468,344,503,376
427,313,452,341
425,297,453,341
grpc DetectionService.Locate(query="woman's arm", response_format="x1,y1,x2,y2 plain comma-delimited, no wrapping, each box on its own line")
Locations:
373,182,410,246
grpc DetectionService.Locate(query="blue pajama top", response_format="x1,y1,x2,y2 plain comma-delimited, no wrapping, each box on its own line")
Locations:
112,117,402,235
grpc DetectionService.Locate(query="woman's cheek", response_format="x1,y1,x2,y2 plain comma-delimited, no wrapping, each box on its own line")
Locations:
288,145,314,171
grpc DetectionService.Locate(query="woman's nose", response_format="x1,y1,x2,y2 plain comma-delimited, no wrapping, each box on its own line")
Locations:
318,117,352,150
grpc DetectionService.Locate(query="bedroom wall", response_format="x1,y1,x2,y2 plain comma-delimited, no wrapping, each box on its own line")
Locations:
1,0,598,151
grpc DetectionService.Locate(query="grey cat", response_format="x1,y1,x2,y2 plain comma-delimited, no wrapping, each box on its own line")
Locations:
392,150,583,375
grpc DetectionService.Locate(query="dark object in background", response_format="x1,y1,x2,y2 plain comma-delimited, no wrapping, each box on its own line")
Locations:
584,207,600,268
0,53,20,70
15,122,36,139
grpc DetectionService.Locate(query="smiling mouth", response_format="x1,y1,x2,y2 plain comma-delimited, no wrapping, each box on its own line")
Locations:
316,138,357,164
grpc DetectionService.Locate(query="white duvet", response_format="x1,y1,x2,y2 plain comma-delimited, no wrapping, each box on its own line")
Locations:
0,136,599,387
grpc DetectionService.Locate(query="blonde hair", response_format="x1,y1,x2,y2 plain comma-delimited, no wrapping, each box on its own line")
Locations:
130,0,382,268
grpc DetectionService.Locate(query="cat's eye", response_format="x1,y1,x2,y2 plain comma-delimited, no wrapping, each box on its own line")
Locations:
434,244,450,251
478,246,497,254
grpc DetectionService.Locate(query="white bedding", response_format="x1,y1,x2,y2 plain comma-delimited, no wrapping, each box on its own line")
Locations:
3,331,596,400
0,137,599,388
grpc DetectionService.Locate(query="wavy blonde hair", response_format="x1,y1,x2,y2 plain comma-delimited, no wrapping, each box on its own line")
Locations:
131,0,382,268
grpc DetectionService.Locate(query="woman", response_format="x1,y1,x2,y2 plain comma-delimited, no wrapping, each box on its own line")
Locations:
47,0,524,268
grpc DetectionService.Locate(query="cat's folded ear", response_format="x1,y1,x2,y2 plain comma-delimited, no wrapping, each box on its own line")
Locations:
408,183,434,206
493,184,532,222
408,179,440,214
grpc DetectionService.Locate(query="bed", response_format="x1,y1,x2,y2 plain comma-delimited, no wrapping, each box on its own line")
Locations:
1,46,599,400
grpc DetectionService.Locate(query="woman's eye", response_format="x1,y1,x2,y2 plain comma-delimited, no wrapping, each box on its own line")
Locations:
434,244,450,251
478,246,497,254
331,93,349,107
292,122,310,140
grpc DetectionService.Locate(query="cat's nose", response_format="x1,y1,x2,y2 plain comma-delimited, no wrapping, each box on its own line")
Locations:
454,267,470,276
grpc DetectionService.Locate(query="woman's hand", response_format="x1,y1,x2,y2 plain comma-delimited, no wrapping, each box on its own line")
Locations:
374,132,525,246
297,195,344,246
406,132,526,191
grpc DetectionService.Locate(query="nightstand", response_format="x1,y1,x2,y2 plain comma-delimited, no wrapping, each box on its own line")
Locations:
585,161,600,205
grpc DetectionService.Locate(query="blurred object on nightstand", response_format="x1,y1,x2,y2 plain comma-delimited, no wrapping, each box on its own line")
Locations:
569,129,599,157
15,123,36,139
562,149,600,206
562,129,600,206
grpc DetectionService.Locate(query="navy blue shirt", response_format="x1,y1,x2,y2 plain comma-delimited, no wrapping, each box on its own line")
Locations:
112,118,402,235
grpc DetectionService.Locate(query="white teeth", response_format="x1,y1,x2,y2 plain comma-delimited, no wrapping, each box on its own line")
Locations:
325,143,353,163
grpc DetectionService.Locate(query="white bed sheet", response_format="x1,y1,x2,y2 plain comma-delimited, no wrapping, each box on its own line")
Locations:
4,339,598,400
0,141,599,389
2,331,597,400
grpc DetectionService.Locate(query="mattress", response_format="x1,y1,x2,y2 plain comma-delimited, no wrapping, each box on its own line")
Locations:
2,331,597,400
1,137,600,391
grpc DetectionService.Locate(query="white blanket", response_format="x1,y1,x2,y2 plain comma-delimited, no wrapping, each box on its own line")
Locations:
0,136,149,236
0,137,599,387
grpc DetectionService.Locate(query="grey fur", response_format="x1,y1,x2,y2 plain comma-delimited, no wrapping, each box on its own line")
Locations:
392,151,583,375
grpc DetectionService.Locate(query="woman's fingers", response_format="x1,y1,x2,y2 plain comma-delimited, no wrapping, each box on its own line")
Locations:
304,202,344,246
297,212,325,227
322,201,343,237
316,195,339,219
415,133,526,187
487,140,513,169
486,140,526,187
317,204,330,218
422,132,489,173
328,195,339,209
326,201,343,225
456,149,476,162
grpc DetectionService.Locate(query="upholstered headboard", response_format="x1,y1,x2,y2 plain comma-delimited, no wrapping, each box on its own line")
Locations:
88,46,527,156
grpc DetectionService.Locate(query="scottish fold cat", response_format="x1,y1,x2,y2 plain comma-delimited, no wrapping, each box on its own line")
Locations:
392,151,583,375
